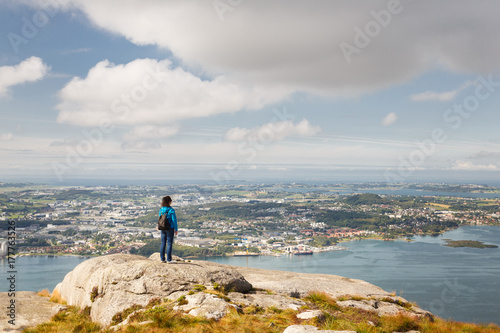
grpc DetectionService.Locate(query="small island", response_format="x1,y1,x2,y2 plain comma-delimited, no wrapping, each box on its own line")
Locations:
443,240,498,249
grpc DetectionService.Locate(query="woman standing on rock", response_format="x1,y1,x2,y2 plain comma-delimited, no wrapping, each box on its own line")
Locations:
157,195,178,263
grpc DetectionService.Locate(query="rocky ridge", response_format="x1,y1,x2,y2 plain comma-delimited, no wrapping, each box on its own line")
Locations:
48,253,432,331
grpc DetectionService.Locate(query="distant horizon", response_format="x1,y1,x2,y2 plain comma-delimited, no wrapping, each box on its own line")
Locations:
2,168,500,187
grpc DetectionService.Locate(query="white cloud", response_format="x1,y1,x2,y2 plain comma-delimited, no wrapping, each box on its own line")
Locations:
126,125,178,141
224,119,321,142
468,151,500,159
410,80,477,102
122,125,179,148
56,58,289,127
0,133,13,141
0,57,49,98
224,127,250,142
452,160,497,171
25,0,500,97
381,112,397,126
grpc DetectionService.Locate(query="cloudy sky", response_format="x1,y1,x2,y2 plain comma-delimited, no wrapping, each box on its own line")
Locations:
1,0,500,184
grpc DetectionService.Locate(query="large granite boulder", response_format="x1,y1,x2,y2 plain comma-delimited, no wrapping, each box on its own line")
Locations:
54,253,431,327
53,253,252,326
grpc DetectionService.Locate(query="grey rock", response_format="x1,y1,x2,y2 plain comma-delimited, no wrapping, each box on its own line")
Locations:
165,290,190,301
174,293,230,320
54,253,252,326
148,253,185,262
0,291,66,333
337,299,377,313
228,291,305,310
411,305,434,320
375,301,407,317
283,325,355,333
337,299,430,319
234,266,390,299
296,310,324,320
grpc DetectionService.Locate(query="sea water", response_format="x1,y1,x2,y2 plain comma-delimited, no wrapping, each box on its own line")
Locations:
205,226,500,325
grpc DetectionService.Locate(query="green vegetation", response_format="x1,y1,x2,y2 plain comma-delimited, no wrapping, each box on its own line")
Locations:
90,286,100,302
345,193,388,205
310,236,334,248
20,238,50,247
186,201,286,220
193,284,206,292
318,209,387,229
444,240,498,248
62,228,78,237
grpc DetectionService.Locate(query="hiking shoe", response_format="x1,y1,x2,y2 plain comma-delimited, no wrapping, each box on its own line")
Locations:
161,260,166,263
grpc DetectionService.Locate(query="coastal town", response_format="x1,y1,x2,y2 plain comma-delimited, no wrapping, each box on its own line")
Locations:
1,182,499,258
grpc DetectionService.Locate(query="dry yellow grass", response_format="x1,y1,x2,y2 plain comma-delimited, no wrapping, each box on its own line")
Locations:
37,289,50,297
49,288,66,304
427,203,451,209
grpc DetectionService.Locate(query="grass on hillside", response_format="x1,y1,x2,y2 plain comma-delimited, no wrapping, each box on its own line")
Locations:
427,202,451,210
26,290,500,333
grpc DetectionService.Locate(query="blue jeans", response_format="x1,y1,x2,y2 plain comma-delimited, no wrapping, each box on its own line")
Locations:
160,229,175,262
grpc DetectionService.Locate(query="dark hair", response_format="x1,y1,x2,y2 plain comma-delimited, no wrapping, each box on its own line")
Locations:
161,196,172,207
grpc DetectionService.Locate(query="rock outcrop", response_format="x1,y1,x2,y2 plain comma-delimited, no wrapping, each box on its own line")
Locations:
173,293,236,320
53,253,432,328
233,266,392,299
228,291,305,310
53,253,251,326
337,299,432,319
0,291,66,333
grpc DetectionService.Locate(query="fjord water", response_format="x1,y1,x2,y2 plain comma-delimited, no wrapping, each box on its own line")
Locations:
205,226,500,325
2,226,499,325
1,255,87,292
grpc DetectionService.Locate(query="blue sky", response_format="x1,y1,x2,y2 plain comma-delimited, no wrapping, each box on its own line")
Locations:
1,0,500,184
